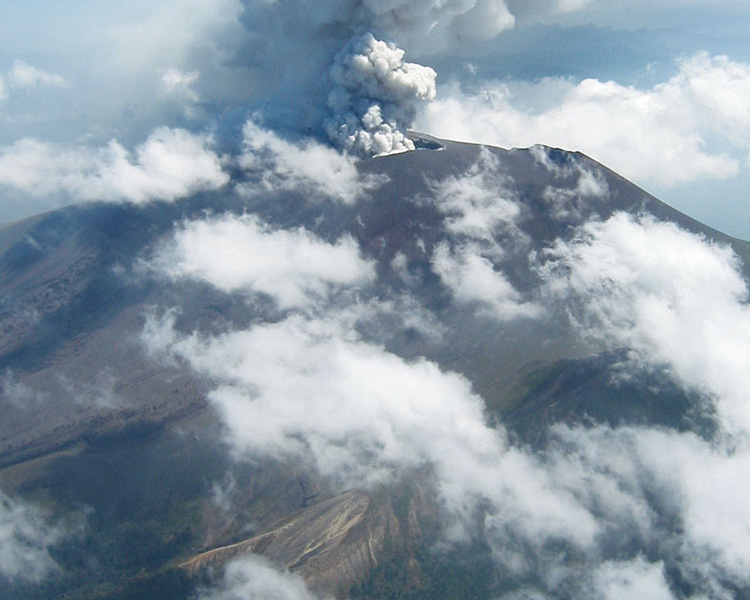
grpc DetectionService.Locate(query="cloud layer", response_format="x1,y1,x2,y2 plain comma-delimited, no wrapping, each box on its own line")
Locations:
159,214,375,309
145,169,750,598
539,211,750,436
0,493,64,584
418,53,750,187
0,127,228,204
239,120,370,204
201,555,321,600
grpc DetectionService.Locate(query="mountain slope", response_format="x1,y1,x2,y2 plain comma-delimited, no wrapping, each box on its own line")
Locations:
1,137,748,600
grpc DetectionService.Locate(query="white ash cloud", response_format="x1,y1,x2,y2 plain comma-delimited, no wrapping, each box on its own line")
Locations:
324,32,436,156
0,493,65,584
0,127,228,204
158,214,375,310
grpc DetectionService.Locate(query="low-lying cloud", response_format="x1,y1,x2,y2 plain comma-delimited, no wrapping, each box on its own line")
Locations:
539,211,750,436
531,145,610,222
200,555,323,600
106,65,750,597
432,243,541,320
159,214,375,309
0,493,65,584
0,127,228,204
149,191,750,599
432,148,521,243
239,120,375,204
417,53,750,188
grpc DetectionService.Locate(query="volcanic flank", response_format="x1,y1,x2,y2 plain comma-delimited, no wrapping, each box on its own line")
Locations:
2,133,750,600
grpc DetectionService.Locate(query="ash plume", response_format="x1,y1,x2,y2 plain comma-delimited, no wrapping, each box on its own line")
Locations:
324,32,436,156
237,0,517,155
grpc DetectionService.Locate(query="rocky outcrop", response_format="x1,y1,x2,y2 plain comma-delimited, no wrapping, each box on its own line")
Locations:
182,483,430,597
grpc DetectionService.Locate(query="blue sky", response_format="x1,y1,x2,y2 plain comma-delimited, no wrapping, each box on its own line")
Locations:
0,0,748,238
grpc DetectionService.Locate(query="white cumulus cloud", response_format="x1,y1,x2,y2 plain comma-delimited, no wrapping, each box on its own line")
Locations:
159,214,375,309
0,127,228,203
432,148,522,242
539,211,750,437
201,555,323,600
144,308,604,549
239,120,375,204
6,61,65,90
432,243,542,320
159,68,201,118
417,53,750,188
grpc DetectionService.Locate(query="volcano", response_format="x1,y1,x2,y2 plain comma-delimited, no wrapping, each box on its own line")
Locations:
1,136,749,600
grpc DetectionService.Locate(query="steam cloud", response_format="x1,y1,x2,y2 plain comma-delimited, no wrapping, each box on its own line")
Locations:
237,0,521,156
324,33,436,156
